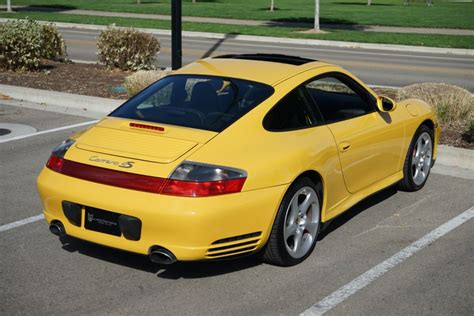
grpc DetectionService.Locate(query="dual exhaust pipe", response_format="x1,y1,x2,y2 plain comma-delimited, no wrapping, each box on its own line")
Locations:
49,221,176,265
149,247,177,265
49,221,65,237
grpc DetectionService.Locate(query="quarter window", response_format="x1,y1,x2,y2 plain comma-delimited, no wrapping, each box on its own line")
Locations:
263,87,318,131
305,75,375,123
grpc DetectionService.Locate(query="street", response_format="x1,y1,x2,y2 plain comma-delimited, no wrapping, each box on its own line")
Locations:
1,102,473,315
60,27,474,91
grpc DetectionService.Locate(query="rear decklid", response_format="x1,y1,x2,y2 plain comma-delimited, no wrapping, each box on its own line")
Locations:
75,117,217,163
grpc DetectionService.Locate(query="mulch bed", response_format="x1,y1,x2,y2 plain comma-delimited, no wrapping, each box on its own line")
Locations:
0,61,471,149
0,60,129,100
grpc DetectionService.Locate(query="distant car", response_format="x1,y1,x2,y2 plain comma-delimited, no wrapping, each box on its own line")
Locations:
37,54,440,266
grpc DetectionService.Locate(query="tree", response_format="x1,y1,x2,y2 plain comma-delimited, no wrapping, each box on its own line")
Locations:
270,0,274,11
314,0,320,30
6,0,12,12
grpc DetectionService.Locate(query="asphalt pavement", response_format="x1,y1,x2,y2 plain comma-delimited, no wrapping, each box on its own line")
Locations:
1,103,473,315
58,27,474,91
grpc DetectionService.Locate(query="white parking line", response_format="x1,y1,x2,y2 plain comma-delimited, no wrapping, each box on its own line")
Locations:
0,214,45,233
0,120,98,144
301,206,474,316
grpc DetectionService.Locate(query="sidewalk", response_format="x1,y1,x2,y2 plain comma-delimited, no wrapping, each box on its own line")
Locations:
2,5,474,36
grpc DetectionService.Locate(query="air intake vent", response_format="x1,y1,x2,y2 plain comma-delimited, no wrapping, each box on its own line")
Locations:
206,232,262,258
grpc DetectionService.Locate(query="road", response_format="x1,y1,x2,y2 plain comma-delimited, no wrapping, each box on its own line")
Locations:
1,102,473,315
60,27,474,91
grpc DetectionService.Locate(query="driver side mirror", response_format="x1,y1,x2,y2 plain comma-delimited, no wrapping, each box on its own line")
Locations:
376,96,397,112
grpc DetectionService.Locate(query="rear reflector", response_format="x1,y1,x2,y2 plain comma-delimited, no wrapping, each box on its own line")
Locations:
47,157,165,194
46,158,245,197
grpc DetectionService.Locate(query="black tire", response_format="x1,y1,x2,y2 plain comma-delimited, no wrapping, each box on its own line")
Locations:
398,124,434,192
262,177,322,266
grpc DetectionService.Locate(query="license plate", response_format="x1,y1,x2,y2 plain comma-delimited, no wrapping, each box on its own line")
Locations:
84,207,121,236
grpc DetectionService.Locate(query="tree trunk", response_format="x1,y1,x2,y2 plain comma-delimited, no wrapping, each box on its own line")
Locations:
7,0,12,12
270,0,274,11
314,0,320,31
137,0,141,4
367,0,372,6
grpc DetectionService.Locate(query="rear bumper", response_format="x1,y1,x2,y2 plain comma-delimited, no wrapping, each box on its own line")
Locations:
37,167,287,261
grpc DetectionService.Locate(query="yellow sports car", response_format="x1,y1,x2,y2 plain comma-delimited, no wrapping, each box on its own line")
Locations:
37,54,440,266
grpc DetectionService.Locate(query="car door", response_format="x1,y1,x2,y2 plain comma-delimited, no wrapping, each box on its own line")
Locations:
305,73,405,193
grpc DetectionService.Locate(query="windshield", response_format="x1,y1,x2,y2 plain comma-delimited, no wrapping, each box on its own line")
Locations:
110,75,274,132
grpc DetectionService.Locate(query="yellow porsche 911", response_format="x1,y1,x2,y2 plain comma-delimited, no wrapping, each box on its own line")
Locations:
37,54,440,266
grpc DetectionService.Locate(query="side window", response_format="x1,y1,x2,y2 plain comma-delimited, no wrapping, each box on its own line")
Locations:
305,75,375,123
263,87,317,131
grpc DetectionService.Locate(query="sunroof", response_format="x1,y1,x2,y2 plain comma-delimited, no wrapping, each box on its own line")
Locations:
214,54,316,66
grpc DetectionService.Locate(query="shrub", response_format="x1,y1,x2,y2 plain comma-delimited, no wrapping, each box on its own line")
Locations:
97,27,160,71
123,70,169,97
41,23,68,61
0,19,68,71
397,83,474,131
0,19,43,71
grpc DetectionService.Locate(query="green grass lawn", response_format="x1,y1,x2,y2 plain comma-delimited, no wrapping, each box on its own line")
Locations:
2,11,473,48
11,0,474,29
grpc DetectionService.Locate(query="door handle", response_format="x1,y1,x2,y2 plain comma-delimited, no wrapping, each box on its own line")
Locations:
339,142,351,152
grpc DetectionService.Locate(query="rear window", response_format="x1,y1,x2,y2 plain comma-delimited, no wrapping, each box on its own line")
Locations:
110,75,274,132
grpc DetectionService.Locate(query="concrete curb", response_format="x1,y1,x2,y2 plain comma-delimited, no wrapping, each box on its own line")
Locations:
437,145,474,170
0,84,124,117
1,18,473,56
1,84,472,170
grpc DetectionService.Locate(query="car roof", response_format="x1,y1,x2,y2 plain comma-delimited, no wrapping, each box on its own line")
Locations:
174,54,333,86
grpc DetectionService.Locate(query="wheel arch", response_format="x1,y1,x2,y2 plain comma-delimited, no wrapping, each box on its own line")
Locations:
292,170,326,221
420,119,435,130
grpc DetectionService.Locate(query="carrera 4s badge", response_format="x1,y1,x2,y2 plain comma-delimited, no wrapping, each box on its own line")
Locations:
89,156,134,168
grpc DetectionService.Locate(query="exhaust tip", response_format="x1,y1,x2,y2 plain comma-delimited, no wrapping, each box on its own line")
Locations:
149,247,177,265
49,221,65,236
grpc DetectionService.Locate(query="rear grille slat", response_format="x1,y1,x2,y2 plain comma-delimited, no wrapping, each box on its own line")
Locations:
206,246,256,258
211,232,261,245
208,239,259,253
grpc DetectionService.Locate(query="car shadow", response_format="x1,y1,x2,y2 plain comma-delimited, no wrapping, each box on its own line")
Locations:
58,185,398,278
59,234,262,278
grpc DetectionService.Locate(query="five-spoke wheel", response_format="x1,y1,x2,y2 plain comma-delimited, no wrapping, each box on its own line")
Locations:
411,132,433,186
263,177,321,266
283,187,320,259
399,124,434,191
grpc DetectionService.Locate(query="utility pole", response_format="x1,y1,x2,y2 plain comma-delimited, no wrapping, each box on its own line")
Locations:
171,0,182,70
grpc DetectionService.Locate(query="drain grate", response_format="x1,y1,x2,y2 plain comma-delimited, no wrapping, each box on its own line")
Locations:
0,128,12,136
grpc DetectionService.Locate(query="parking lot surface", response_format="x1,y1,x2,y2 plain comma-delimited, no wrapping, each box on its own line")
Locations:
1,103,473,315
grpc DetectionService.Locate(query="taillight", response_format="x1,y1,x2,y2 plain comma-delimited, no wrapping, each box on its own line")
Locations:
162,178,246,197
46,156,64,173
46,139,75,172
162,162,247,197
